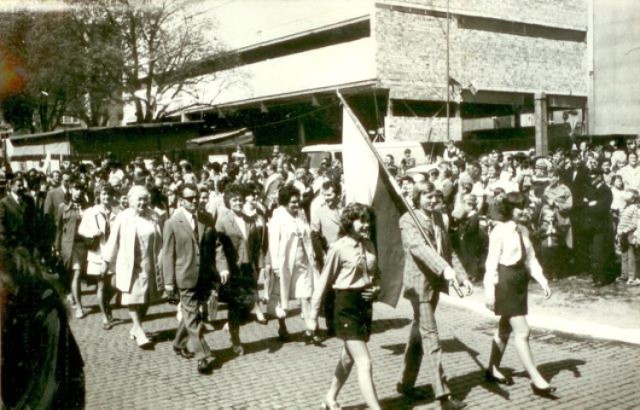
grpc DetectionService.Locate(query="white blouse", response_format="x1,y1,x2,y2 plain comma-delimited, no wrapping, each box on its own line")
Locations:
483,221,547,301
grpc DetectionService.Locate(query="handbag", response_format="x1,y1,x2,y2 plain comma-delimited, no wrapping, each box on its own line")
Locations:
84,213,103,252
207,283,220,323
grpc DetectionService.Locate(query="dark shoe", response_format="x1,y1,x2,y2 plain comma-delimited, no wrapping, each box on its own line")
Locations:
484,369,514,386
231,344,244,356
278,327,289,342
439,397,467,410
173,346,195,359
304,330,322,346
396,383,433,400
197,357,215,375
531,383,557,397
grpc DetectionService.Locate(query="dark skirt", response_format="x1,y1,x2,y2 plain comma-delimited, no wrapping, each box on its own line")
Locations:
334,289,373,342
494,263,529,317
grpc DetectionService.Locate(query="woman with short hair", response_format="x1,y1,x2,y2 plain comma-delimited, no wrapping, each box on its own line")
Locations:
78,184,117,329
268,185,318,342
214,184,267,356
102,185,164,348
483,192,555,396
308,203,381,410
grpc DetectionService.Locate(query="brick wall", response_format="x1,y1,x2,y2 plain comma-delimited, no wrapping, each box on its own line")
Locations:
385,116,462,142
382,0,587,30
375,6,588,102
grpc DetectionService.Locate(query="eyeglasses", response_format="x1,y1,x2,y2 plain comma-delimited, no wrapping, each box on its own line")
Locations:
182,196,198,202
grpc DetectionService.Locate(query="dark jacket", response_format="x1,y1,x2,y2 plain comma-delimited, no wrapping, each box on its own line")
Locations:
0,194,37,251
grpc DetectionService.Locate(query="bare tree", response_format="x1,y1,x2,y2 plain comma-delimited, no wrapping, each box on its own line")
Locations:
95,0,238,123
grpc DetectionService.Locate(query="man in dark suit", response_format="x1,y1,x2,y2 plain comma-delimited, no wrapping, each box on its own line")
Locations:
0,174,36,253
562,151,589,274
163,183,228,375
397,182,472,410
44,170,70,219
583,168,615,285
456,194,484,283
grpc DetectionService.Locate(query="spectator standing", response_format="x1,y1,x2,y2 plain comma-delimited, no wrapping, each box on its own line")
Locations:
583,168,615,285
616,190,640,285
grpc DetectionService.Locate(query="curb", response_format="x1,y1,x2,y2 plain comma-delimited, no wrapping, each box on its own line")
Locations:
440,292,640,346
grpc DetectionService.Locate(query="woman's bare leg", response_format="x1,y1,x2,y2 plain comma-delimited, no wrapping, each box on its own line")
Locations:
345,340,380,410
509,315,549,388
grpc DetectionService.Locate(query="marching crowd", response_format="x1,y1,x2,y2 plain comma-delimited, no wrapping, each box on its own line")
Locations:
2,135,637,408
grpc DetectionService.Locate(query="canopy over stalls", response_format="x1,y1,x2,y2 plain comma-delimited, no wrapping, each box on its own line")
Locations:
187,128,254,148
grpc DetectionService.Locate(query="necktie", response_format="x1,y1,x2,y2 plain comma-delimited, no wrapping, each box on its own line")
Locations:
104,212,111,240
192,214,199,241
360,242,371,286
516,226,526,263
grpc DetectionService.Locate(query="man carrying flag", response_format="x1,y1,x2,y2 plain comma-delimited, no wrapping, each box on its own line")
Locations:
339,92,472,409
397,181,472,409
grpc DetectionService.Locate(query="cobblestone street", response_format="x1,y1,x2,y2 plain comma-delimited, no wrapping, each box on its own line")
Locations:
70,287,640,409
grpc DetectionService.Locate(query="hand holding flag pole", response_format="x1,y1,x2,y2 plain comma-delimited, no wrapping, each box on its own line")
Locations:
337,91,469,299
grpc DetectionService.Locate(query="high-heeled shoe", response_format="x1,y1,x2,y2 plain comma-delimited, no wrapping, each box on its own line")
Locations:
130,328,151,348
485,369,514,386
320,399,341,409
255,313,268,325
531,383,557,397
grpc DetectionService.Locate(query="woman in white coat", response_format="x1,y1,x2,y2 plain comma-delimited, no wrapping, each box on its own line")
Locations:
268,184,319,342
78,184,117,330
101,185,163,348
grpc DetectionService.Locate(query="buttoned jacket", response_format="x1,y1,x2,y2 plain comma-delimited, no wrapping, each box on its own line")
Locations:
400,210,452,302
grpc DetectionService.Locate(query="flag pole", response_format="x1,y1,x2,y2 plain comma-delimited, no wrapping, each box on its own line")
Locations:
337,91,436,250
337,90,463,297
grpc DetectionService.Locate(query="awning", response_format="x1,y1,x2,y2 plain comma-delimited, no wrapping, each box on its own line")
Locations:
8,141,70,158
187,128,254,148
126,37,378,122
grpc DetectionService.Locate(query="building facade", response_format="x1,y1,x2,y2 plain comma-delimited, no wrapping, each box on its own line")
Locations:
139,0,591,150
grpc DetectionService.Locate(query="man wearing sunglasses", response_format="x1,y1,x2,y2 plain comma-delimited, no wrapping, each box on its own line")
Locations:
162,183,228,375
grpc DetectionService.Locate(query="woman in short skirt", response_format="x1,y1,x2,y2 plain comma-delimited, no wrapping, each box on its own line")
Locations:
78,184,117,330
483,192,556,396
308,203,381,410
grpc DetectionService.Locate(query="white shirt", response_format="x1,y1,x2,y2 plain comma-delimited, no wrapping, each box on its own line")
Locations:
483,221,547,301
181,208,196,231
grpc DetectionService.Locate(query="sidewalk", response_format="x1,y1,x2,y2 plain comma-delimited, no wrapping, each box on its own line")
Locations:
441,275,640,345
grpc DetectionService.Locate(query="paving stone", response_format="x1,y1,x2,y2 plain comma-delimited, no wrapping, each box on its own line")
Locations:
69,284,640,409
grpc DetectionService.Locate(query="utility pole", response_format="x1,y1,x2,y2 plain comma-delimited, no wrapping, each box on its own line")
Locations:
445,0,450,141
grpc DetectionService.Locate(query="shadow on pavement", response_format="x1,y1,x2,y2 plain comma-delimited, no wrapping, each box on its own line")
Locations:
371,318,412,335
511,358,586,382
380,343,406,355
441,337,511,401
